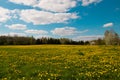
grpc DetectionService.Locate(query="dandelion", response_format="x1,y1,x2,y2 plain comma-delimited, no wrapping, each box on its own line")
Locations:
114,69,117,72
22,77,25,80
48,78,51,80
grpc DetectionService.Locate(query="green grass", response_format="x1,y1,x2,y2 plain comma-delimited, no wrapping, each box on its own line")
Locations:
0,45,120,80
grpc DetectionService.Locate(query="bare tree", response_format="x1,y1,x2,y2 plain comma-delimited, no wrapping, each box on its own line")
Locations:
104,30,119,45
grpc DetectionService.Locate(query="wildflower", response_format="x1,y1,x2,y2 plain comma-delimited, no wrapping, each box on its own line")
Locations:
48,78,51,80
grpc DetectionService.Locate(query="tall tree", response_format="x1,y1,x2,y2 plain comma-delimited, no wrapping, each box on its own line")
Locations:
104,30,119,45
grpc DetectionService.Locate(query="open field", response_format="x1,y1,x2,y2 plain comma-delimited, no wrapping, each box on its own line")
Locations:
0,45,120,80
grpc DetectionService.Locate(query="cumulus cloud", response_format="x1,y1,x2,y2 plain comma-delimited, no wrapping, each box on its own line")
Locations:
81,0,102,6
20,9,78,25
51,27,77,36
0,7,11,23
6,0,79,25
10,9,20,19
25,29,48,34
36,0,77,12
0,7,78,25
6,24,27,30
103,22,114,28
51,27,88,36
73,35,103,41
9,0,77,12
0,7,20,23
9,0,37,6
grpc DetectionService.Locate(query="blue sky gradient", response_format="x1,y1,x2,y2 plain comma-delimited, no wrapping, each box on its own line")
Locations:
0,0,120,41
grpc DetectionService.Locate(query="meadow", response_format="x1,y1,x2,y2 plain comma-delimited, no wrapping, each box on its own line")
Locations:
0,45,120,80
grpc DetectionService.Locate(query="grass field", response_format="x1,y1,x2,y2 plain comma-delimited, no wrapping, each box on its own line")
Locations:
0,45,120,80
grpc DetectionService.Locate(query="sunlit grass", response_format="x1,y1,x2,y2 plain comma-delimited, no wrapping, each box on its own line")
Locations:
0,45,120,80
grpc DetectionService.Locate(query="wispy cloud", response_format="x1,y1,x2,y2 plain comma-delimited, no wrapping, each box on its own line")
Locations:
73,35,103,41
0,32,26,36
6,24,27,30
103,22,114,28
25,29,48,34
81,0,102,6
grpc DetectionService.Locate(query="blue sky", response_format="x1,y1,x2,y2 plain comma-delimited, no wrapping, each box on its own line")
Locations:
0,0,120,41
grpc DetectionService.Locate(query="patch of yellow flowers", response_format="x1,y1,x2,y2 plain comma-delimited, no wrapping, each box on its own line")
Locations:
0,45,120,80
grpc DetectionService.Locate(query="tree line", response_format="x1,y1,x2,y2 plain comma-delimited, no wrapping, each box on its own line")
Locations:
0,30,119,45
0,36,90,45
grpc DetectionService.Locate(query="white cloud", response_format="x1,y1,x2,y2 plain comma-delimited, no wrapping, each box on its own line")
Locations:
51,27,88,36
9,0,38,6
0,32,26,36
9,32,26,36
0,7,20,23
25,29,48,34
10,9,20,19
6,24,27,30
0,7,11,23
79,29,89,33
9,0,77,12
81,0,102,6
103,22,114,28
51,27,77,36
20,9,78,25
36,0,77,12
35,35,51,39
73,35,103,41
0,7,78,25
